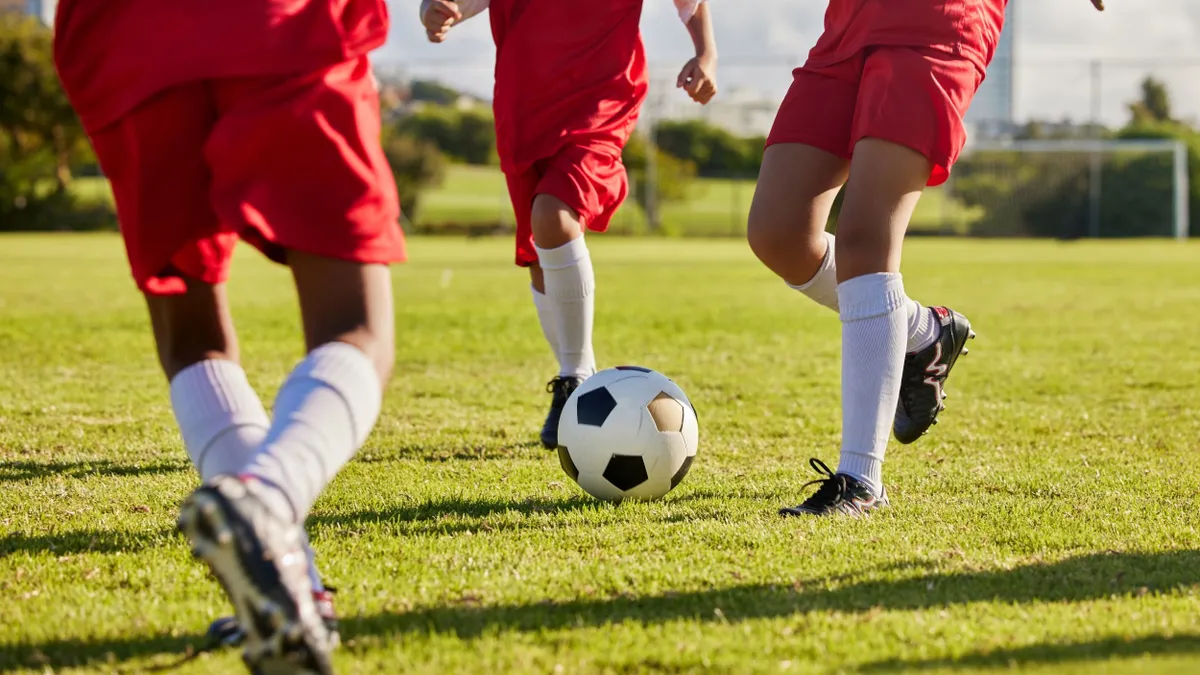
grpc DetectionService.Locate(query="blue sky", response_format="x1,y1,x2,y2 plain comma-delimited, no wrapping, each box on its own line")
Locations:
378,0,1200,126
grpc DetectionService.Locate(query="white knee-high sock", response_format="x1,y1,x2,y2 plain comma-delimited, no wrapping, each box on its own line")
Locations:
242,342,382,525
171,360,271,480
787,233,941,353
906,299,940,353
786,231,839,312
836,273,908,496
535,237,596,379
170,360,327,591
531,285,562,368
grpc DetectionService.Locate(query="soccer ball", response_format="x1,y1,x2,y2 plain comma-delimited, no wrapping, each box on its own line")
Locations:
556,366,699,501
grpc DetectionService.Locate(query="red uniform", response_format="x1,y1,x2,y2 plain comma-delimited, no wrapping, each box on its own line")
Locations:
489,0,647,266
767,0,1007,186
54,0,404,295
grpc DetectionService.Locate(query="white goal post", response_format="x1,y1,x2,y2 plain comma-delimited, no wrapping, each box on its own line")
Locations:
954,138,1190,240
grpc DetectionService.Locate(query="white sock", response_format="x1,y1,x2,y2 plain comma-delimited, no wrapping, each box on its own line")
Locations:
531,285,562,367
170,359,327,591
906,301,941,353
242,342,382,525
170,360,271,480
836,273,908,496
786,233,941,355
786,231,839,312
535,237,596,379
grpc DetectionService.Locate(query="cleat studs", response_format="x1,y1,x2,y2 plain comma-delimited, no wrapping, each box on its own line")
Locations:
969,331,977,339
961,348,970,356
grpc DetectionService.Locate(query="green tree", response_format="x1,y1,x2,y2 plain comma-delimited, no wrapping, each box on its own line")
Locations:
409,80,463,106
1128,76,1173,126
0,14,96,228
654,119,758,177
623,131,696,230
397,106,496,165
381,125,446,224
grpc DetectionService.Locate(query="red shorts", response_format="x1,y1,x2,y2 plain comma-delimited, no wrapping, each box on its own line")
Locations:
505,145,628,267
766,46,983,186
90,56,404,295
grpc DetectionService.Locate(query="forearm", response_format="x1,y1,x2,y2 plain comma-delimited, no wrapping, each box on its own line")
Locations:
455,0,489,21
684,2,716,59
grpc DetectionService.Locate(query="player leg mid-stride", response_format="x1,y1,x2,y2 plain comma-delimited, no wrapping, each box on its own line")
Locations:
421,0,719,449
748,0,1105,516
54,0,404,670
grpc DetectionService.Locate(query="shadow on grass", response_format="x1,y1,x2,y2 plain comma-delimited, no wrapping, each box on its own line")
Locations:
308,494,608,537
3,550,1196,672
339,549,1200,641
0,527,176,558
0,494,605,557
0,459,186,483
860,634,1200,672
0,632,199,673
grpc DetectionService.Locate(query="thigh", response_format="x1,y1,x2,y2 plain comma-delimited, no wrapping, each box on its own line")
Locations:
852,47,983,186
206,56,406,268
750,143,850,238
90,84,237,295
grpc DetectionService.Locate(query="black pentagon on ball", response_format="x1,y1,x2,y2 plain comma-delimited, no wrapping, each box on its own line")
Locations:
557,446,579,481
615,365,652,373
670,455,695,489
576,387,618,427
603,454,649,491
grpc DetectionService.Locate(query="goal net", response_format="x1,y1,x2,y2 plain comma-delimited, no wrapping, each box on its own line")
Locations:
934,139,1190,239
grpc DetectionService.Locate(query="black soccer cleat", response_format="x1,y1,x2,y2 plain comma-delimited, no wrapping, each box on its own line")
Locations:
541,376,584,449
209,589,339,650
779,458,888,517
178,476,336,675
893,306,975,445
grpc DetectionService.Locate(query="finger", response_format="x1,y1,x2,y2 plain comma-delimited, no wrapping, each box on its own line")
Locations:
677,63,696,88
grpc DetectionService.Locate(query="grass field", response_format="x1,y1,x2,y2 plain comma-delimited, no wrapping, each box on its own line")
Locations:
71,164,978,236
3,234,1200,674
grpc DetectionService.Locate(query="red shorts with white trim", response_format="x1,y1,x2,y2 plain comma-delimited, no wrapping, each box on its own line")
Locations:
505,145,628,267
89,56,404,295
766,46,983,186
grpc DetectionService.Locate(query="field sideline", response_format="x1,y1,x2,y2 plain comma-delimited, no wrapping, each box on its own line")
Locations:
3,234,1200,674
71,165,978,236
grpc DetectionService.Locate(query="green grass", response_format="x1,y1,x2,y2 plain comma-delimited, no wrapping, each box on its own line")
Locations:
3,235,1200,674
73,164,979,237
419,165,976,235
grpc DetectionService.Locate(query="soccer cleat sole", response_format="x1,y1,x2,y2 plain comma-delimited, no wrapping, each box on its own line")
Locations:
179,491,333,675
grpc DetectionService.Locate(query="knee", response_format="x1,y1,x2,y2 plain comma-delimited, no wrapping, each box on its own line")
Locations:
331,327,394,385
746,207,828,277
530,195,582,249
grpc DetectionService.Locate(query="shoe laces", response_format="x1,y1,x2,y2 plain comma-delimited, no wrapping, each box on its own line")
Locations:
798,458,852,509
546,376,576,397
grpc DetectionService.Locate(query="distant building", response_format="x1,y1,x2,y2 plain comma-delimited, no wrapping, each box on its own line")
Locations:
965,0,1017,138
657,87,778,138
